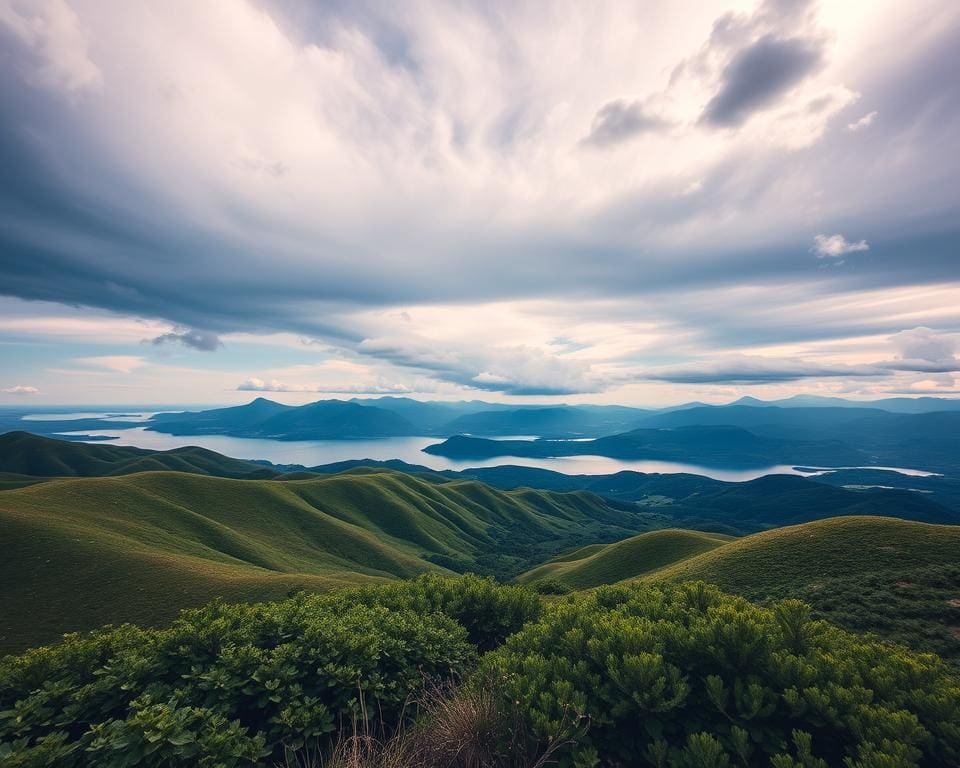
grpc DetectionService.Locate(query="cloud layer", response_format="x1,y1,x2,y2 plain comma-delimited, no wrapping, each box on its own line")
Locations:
0,0,959,403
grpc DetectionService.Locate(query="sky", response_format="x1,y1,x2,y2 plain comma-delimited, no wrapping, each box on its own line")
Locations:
1,0,959,407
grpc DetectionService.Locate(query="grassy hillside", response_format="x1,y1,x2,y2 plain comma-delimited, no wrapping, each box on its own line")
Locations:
646,516,960,662
649,516,960,593
453,465,960,533
0,431,275,478
515,516,960,663
517,529,731,589
0,469,659,654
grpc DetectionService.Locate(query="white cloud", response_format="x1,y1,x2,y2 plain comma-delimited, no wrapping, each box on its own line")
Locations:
811,233,870,258
237,377,412,395
1,384,40,395
0,0,101,93
357,336,605,395
887,327,959,370
847,110,878,131
0,1,958,404
77,355,146,373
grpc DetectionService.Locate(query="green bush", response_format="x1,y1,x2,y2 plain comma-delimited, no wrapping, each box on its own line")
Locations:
529,579,574,596
338,573,542,651
0,594,473,767
479,582,960,767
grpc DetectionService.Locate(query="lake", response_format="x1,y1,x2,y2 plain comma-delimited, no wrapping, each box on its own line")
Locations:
58,427,939,482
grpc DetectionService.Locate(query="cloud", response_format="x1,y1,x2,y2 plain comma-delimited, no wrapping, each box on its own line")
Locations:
701,35,825,127
847,110,878,131
0,0,101,94
885,379,960,395
150,329,222,351
811,234,870,258
1,384,40,395
0,1,959,403
357,337,604,395
237,377,412,394
582,99,668,147
640,355,883,384
883,327,960,372
890,326,957,362
77,355,146,373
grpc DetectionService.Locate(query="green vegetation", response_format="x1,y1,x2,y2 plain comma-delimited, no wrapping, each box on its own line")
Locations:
441,465,960,533
513,516,960,665
7,578,956,767
481,581,960,767
0,576,503,767
0,432,273,478
0,469,658,654
644,518,960,665
517,529,732,590
648,516,960,596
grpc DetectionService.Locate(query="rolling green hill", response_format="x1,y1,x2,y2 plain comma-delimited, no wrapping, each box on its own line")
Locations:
0,431,276,478
647,516,960,594
517,528,732,589
449,465,960,532
515,516,960,663
0,469,659,654
645,517,960,663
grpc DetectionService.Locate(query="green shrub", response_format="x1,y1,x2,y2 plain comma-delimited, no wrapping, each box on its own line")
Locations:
479,582,960,767
338,573,542,651
530,579,574,596
0,594,473,767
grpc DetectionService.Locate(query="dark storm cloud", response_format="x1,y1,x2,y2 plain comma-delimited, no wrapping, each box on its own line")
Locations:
582,99,668,147
701,35,824,127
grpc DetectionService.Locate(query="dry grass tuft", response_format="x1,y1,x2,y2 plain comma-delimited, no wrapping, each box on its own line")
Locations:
280,679,585,768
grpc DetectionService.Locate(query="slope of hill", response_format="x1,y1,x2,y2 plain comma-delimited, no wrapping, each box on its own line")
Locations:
0,431,275,478
648,516,960,594
445,465,960,532
0,470,660,653
514,517,960,663
517,529,732,589
647,516,960,662
6,433,956,534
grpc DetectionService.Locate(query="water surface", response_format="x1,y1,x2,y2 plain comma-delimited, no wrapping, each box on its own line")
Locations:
60,428,937,482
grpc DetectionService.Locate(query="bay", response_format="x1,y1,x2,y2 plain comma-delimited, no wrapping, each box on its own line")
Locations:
60,427,938,482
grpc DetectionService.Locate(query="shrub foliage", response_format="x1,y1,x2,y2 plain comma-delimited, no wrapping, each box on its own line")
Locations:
479,582,960,767
0,576,519,767
2,576,959,767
